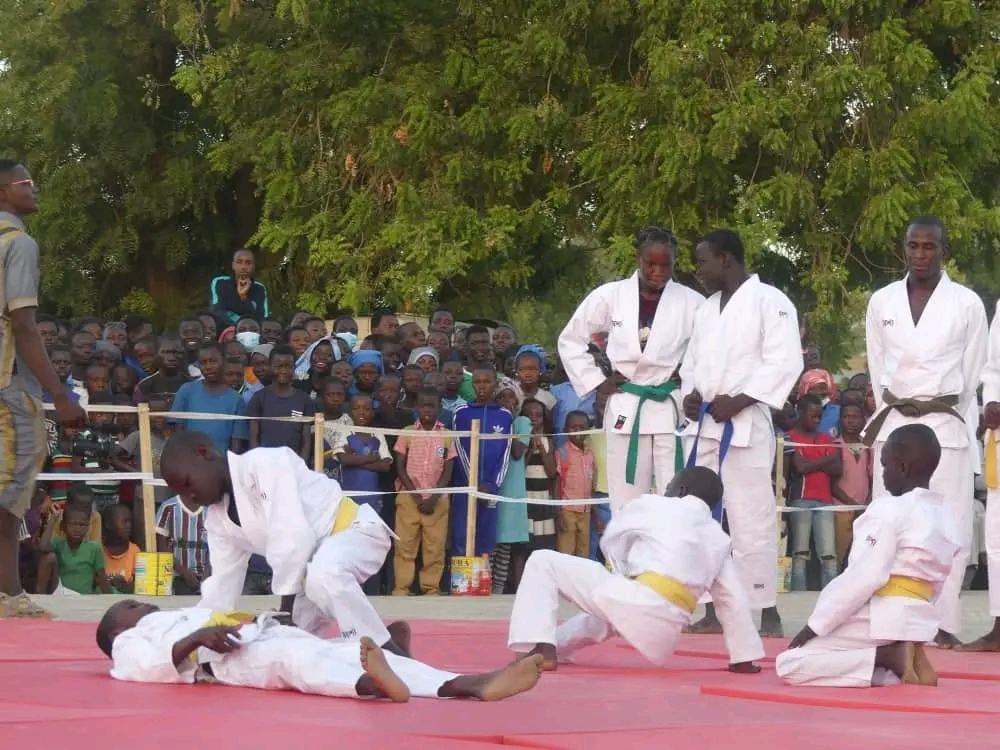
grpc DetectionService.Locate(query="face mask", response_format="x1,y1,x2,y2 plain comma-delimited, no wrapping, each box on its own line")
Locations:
236,331,260,348
336,332,358,352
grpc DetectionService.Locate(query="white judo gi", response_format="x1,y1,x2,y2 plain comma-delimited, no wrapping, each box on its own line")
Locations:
678,274,803,609
109,607,457,698
197,447,394,644
507,494,764,666
558,275,704,513
776,488,961,687
979,299,1000,618
864,274,988,634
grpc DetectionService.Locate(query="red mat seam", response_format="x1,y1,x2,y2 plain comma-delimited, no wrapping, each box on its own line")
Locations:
701,685,999,715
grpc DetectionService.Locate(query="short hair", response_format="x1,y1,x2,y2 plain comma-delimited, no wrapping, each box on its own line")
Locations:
269,344,296,363
133,334,158,351
321,376,346,392
564,410,591,427
302,315,324,326
0,160,23,183
160,430,217,477
907,215,949,246
88,391,113,405
700,229,745,265
197,341,224,358
37,313,56,326
233,248,255,260
798,393,823,412
123,316,153,336
96,607,116,657
236,316,260,328
67,482,93,503
283,325,308,341
471,362,496,376
63,499,92,523
840,388,865,407
466,324,490,340
49,343,71,356
178,316,204,330
416,386,441,404
886,423,942,476
349,392,374,406
634,226,678,253
71,328,96,343
403,364,423,376
73,317,102,333
377,372,401,385
263,316,282,327
86,363,109,375
157,334,182,348
371,308,397,328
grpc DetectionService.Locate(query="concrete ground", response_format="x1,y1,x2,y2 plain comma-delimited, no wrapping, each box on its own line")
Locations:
31,591,997,642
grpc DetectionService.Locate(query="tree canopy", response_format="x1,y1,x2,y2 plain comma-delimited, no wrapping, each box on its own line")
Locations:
2,0,999,365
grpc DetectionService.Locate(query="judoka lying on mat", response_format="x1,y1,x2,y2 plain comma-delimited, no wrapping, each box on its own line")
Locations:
776,424,961,688
507,466,764,672
96,601,543,703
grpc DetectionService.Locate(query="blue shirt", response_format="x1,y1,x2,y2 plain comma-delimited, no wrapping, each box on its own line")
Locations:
339,434,385,513
172,380,249,453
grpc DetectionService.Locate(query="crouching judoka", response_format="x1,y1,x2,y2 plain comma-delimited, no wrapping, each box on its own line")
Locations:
507,466,764,672
159,431,399,651
776,424,962,688
97,600,543,703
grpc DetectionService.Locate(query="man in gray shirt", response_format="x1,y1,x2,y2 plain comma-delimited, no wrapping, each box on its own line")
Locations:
0,160,86,618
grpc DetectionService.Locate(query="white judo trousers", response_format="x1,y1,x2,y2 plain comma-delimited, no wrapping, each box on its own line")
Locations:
775,606,888,688
210,624,457,699
685,412,778,611
292,508,393,645
507,550,690,665
604,401,682,514
870,440,973,635
986,484,1000,617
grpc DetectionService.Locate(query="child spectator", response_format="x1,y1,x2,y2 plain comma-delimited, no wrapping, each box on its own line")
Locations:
68,329,97,387
333,394,393,515
94,340,122,371
515,347,556,413
379,338,404,373
407,346,439,374
831,401,872,568
451,364,513,557
46,344,80,403
47,483,102,544
244,344,273,403
102,504,139,594
393,388,456,596
441,358,468,415
321,378,352,481
555,411,596,557
295,338,336,400
331,359,355,392
37,500,112,594
178,316,205,377
85,363,110,398
796,368,841,437
492,378,530,593
155,495,210,595
397,322,428,358
349,350,384,398
303,316,328,343
111,363,139,403
785,394,842,591
400,364,424,410
523,398,557,552
136,335,187,402
422,371,454,427
247,345,315,460
427,330,451,361
285,325,311,358
171,342,249,454
588,390,610,562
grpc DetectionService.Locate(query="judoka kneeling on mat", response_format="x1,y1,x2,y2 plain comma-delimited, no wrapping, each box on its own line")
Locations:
776,424,961,688
159,431,402,653
97,600,543,703
506,466,764,672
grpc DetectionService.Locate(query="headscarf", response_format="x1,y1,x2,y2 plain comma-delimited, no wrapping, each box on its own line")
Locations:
295,336,343,378
494,376,524,413
218,326,236,344
407,346,440,368
514,344,548,373
349,349,384,374
797,368,838,401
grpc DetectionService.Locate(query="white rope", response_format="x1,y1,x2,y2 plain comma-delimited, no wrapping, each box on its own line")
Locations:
37,472,154,482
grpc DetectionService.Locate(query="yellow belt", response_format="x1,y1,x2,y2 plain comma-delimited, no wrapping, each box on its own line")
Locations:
203,610,257,628
874,575,932,601
986,431,997,490
332,496,359,535
631,572,697,614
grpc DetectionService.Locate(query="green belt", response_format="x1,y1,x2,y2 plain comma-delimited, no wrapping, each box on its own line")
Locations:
618,381,682,485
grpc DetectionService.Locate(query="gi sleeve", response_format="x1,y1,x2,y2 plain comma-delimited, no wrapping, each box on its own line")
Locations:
262,449,320,597
960,294,989,416
982,301,1000,406
110,628,197,684
709,555,765,664
865,294,886,413
741,291,803,410
557,284,613,399
806,515,897,637
197,520,251,612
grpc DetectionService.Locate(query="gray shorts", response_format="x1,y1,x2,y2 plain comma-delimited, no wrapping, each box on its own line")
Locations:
0,386,47,518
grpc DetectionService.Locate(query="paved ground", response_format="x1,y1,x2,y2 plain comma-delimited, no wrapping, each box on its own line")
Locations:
31,591,997,641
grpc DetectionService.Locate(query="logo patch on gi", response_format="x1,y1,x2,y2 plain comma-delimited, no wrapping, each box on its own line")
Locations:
753,583,765,590
614,414,627,430
882,319,894,327
778,310,788,318
610,319,622,328
865,534,878,546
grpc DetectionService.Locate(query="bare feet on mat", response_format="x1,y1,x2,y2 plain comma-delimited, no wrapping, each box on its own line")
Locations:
758,607,783,638
360,637,410,702
728,661,762,674
386,620,412,658
477,656,545,701
933,629,962,650
912,644,938,687
514,643,557,672
876,642,920,685
957,622,1000,652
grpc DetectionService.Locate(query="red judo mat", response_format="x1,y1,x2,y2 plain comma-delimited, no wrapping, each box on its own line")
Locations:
4,618,1000,749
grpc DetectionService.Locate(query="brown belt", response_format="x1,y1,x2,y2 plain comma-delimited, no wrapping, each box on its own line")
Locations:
862,389,962,447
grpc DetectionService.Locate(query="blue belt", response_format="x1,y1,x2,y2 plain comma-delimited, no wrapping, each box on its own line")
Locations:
685,402,733,524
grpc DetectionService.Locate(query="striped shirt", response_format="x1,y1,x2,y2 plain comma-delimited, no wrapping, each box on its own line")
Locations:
557,441,595,512
395,421,457,491
155,496,210,577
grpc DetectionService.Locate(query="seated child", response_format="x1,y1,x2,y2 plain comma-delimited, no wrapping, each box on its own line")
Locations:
97,601,544,703
155,495,210,596
103,504,140,594
47,483,102,544
37,500,113,595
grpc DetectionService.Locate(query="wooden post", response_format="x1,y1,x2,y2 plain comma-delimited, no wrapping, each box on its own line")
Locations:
314,412,325,472
465,419,481,558
137,402,156,553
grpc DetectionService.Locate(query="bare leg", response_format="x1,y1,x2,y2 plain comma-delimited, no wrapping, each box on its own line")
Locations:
513,643,557,671
0,508,21,595
438,654,544,701
36,551,56,595
874,642,919,685
912,643,938,687
958,617,1000,652
355,637,410,702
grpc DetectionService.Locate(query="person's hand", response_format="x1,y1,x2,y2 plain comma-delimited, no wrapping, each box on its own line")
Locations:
52,393,86,429
555,512,567,534
598,372,627,396
683,390,703,421
191,625,243,653
985,402,1000,431
182,570,201,591
709,394,753,423
728,661,762,674
418,496,438,515
788,625,817,649
106,574,128,592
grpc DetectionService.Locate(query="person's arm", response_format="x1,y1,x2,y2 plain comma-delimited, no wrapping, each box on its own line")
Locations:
171,384,190,432
37,516,57,553
961,295,989,418
368,435,393,472
432,455,455,506
537,436,557,479
298,399,315,461
246,391,262,449
556,283,614,398
394,434,417,493
230,395,249,453
94,547,113,594
172,626,242,667
739,291,805,412
258,282,269,320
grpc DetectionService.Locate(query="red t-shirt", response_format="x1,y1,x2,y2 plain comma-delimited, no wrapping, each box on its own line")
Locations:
787,429,836,503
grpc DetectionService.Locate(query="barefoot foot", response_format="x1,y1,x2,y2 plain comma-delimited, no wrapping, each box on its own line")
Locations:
386,620,412,658
759,608,784,639
513,643,557,672
933,629,962,650
876,642,919,685
478,655,544,701
729,661,762,674
957,632,1000,653
685,615,724,635
360,637,410,702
